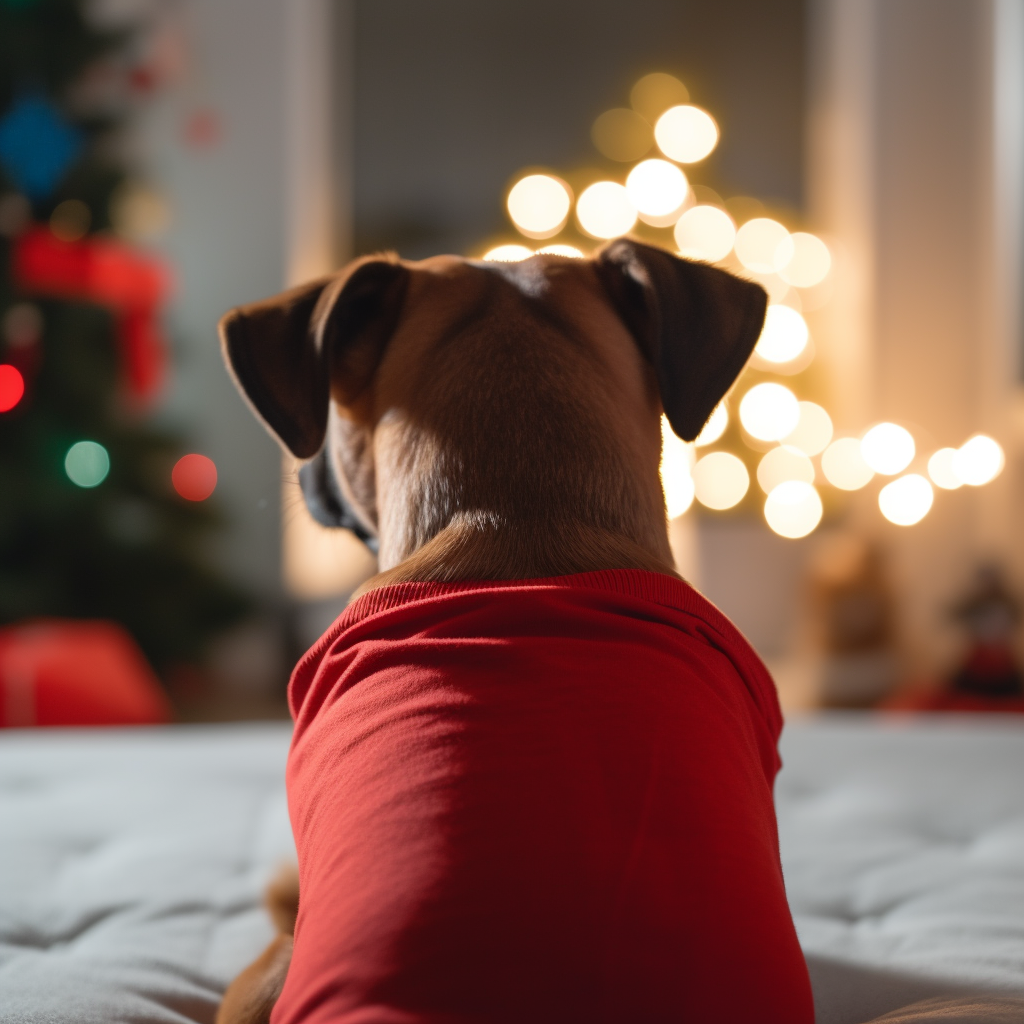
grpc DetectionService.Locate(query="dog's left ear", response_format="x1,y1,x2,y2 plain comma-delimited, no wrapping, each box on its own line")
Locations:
595,239,767,442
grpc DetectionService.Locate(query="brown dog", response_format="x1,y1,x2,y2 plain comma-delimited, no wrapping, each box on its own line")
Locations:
216,239,778,1023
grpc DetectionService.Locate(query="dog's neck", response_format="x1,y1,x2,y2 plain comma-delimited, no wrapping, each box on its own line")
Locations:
352,417,679,597
366,513,677,591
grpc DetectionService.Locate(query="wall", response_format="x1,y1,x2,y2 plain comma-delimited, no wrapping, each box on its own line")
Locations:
143,0,289,601
352,0,806,259
809,0,1024,675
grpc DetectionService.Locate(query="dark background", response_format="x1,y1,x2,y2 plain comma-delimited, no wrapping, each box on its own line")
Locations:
352,0,807,259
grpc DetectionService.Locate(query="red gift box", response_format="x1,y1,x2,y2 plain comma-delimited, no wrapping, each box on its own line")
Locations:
0,620,172,727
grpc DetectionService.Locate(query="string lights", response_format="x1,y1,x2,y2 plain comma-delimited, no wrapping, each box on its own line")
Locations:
477,72,1006,538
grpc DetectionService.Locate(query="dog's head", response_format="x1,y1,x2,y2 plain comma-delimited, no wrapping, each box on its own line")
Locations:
219,240,766,570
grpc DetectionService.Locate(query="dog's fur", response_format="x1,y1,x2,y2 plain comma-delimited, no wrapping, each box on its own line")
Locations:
215,240,767,1023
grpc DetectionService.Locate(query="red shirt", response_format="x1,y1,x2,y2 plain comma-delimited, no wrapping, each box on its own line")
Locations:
274,570,813,1024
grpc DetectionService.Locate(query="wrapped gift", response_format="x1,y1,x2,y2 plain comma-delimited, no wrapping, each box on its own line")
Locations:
0,620,171,727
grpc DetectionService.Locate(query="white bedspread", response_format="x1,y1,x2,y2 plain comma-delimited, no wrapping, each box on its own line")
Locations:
1,715,1023,1023
0,724,293,1024
778,715,1024,1023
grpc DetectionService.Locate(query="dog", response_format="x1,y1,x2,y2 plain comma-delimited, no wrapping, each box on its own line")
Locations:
216,239,815,1024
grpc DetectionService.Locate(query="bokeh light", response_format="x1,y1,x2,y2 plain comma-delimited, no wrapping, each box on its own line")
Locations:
879,474,934,526
757,445,814,494
660,415,695,518
783,401,833,455
65,440,110,488
821,437,874,490
775,231,831,288
693,451,749,510
0,364,25,412
537,244,584,258
754,305,809,364
739,382,800,441
673,205,735,262
109,181,171,241
0,193,30,238
927,448,963,490
694,402,728,447
482,244,533,262
625,159,688,219
591,108,654,163
860,422,915,476
3,303,42,348
49,199,91,242
506,174,572,239
952,434,1005,486
654,105,719,164
764,481,823,538
630,72,690,123
172,453,218,501
576,181,637,239
734,218,790,274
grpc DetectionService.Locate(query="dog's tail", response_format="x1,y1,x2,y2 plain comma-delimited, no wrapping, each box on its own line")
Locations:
265,862,299,936
215,864,298,1024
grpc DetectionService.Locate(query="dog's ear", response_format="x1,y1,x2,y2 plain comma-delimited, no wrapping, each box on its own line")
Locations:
595,239,767,442
218,256,409,459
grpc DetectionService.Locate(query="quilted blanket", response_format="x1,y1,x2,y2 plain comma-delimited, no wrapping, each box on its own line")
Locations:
1,716,1023,1023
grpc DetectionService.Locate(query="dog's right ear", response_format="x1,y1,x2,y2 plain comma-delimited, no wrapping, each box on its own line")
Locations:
218,256,409,459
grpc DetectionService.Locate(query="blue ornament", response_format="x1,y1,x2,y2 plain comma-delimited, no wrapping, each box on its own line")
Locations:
0,95,84,201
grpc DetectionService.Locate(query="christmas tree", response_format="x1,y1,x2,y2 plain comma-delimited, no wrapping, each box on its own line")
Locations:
0,0,250,678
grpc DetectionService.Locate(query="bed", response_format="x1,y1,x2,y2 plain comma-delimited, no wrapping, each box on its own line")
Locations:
1,715,1022,1024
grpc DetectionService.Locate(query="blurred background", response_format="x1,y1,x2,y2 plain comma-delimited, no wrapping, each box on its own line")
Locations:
1,0,1022,724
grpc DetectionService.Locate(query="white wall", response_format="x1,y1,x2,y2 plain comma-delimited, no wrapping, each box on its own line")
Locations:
143,0,291,600
809,0,1024,675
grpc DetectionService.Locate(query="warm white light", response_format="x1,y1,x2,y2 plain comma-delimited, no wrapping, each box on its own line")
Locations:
591,107,654,163
744,270,791,306
483,244,533,262
739,382,800,442
630,72,690,123
506,175,572,238
764,481,823,538
821,437,874,490
757,445,814,494
735,218,790,274
693,451,750,510
952,434,1005,486
694,402,728,447
537,244,585,258
654,105,719,163
783,402,833,456
928,448,963,490
861,423,915,476
879,474,933,526
626,159,688,218
754,305,809,364
774,232,831,288
673,205,735,262
576,181,638,239
660,415,695,518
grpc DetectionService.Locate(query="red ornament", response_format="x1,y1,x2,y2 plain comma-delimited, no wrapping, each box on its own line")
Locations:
181,107,222,150
128,66,157,94
12,226,171,402
172,453,217,501
0,364,25,412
